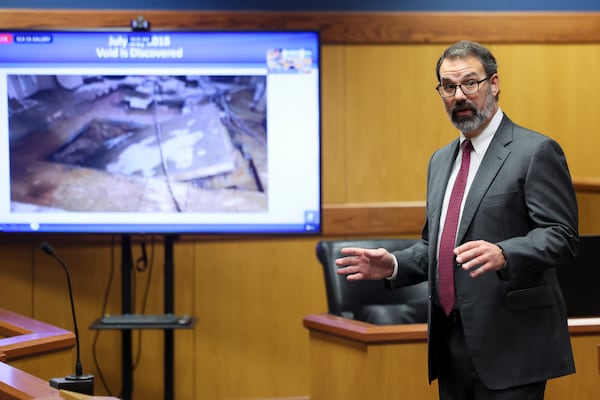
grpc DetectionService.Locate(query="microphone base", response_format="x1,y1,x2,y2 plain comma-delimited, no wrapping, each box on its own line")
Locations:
50,374,94,395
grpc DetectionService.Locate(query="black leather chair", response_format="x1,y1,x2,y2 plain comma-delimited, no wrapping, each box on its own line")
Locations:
557,235,600,317
316,238,428,325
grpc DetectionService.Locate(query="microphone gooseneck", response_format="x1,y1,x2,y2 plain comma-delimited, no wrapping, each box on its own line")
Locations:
40,241,83,377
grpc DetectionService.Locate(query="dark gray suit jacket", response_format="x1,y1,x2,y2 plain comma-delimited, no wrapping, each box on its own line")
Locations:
390,113,578,389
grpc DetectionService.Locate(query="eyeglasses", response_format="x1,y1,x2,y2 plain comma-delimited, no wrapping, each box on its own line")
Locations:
436,76,491,98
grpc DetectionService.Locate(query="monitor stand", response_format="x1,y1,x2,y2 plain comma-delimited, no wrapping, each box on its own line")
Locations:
90,234,195,400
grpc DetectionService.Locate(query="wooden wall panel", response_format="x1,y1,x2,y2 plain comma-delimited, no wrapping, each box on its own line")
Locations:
0,8,599,400
0,238,34,316
320,45,348,204
0,10,599,44
193,238,325,399
326,43,600,203
491,44,600,178
342,44,452,203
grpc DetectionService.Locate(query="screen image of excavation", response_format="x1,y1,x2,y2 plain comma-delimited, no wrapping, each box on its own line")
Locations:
8,74,268,214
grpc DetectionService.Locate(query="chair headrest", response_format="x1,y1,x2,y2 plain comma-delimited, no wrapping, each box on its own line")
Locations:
316,238,428,324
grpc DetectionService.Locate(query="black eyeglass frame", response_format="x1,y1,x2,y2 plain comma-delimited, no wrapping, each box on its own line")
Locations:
436,76,492,98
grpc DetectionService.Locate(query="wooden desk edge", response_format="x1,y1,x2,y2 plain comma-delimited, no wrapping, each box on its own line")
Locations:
0,364,121,400
0,361,62,399
0,308,75,361
567,317,600,334
303,314,428,343
60,389,121,400
304,314,600,343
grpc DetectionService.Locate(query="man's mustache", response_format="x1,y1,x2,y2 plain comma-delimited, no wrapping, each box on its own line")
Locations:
451,101,476,114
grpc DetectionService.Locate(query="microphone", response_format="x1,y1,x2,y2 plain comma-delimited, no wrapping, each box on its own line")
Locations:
41,241,94,395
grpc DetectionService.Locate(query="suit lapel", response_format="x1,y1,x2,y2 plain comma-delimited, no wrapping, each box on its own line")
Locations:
428,140,460,261
456,117,513,243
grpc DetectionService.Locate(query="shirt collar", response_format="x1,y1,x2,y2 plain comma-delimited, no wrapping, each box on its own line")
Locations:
459,107,503,158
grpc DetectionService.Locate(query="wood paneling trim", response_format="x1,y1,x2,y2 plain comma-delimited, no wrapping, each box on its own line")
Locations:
0,308,75,362
322,177,597,237
573,177,600,193
3,193,593,240
0,10,599,44
322,201,425,237
305,314,600,345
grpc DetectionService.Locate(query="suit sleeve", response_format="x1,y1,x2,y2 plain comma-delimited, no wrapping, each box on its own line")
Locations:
497,138,579,277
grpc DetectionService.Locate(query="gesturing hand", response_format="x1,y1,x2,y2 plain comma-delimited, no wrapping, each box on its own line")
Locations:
335,247,396,281
455,240,507,278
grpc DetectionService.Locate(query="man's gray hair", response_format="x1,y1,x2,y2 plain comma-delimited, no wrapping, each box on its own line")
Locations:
435,40,498,83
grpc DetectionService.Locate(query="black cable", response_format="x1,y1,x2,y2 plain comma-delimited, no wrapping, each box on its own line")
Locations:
91,235,117,396
135,239,148,272
133,236,156,370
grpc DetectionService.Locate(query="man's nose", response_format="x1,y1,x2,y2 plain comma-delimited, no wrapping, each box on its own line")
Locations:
454,85,468,100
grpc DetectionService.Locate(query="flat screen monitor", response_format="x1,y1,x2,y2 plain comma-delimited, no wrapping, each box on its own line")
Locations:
0,29,321,234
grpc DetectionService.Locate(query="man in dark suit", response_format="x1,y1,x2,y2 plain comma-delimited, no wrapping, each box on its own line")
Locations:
336,40,578,399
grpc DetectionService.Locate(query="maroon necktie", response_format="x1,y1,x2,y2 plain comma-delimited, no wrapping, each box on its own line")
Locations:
438,140,473,316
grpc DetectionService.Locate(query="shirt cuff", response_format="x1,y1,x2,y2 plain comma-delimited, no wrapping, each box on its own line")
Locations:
385,254,399,280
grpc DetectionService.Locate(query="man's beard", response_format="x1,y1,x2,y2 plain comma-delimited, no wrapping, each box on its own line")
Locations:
450,88,496,133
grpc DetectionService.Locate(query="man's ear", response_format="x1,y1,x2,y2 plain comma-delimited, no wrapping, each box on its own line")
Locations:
490,73,500,98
